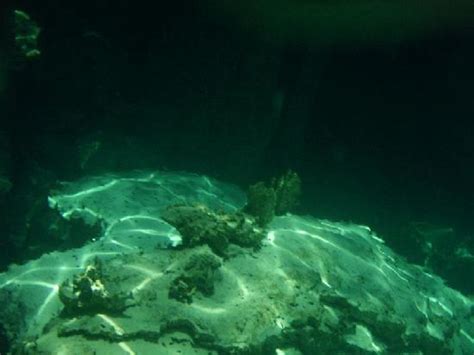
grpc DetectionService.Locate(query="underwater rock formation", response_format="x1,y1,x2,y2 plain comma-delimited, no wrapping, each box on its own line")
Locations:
272,170,301,216
0,171,472,354
169,247,222,304
59,258,131,316
162,203,265,255
244,181,276,227
244,170,301,227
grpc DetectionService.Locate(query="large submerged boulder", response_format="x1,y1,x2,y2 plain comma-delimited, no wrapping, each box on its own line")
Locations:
0,171,472,354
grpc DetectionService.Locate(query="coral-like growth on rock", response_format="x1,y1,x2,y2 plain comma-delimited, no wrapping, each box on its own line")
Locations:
161,204,265,256
244,181,276,227
244,170,301,226
169,247,222,303
59,258,131,315
272,170,301,216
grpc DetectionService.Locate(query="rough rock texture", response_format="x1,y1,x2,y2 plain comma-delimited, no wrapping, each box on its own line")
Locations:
162,204,265,255
271,170,301,216
244,170,301,227
244,181,276,227
23,216,474,354
59,258,132,315
168,247,222,303
0,171,472,354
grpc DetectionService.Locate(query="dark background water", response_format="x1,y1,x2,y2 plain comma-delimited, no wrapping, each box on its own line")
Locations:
1,1,474,280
